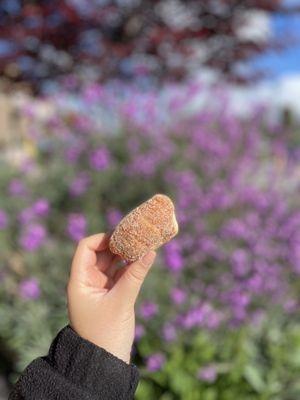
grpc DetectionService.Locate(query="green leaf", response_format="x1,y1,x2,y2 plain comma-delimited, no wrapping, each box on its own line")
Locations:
244,365,265,393
135,379,157,400
169,370,197,396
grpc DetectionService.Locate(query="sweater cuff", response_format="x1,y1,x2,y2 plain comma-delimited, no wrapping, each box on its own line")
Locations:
46,326,139,399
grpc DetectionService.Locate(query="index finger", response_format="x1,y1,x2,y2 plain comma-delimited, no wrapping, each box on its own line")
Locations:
79,233,110,252
70,233,110,278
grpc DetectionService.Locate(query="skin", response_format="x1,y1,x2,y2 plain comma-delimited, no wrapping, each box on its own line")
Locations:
67,233,156,364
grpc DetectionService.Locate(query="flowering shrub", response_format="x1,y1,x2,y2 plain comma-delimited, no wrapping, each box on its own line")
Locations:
1,82,300,398
1,0,297,91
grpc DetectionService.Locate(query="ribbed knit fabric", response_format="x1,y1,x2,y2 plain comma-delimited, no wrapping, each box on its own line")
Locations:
9,326,139,400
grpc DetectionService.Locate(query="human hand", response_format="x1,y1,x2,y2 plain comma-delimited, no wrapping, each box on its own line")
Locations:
67,233,156,364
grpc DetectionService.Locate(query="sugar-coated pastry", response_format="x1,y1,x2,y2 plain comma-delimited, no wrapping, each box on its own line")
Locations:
109,194,178,262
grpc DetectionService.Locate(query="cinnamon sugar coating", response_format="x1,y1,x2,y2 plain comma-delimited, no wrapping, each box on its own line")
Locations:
109,194,178,262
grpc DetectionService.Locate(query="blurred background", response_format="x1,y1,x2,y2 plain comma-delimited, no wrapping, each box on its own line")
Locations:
1,1,300,399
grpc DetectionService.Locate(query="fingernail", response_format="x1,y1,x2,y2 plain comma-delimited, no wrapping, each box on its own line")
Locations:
141,250,156,266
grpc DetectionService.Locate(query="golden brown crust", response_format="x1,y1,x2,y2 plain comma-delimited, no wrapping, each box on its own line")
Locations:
109,194,178,261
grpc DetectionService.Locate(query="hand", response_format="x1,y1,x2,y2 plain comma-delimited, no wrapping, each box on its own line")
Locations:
67,233,156,364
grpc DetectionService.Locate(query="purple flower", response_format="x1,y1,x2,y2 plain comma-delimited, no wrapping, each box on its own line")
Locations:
146,353,165,372
69,173,90,197
226,290,250,322
164,241,184,272
231,249,250,277
139,301,158,320
65,146,82,164
284,299,297,313
89,147,111,171
247,274,263,293
170,288,186,305
19,224,47,251
229,291,250,308
32,198,50,217
20,159,35,174
67,213,87,241
181,302,221,330
0,209,8,230
74,115,92,132
126,153,158,177
134,324,145,341
222,218,250,241
198,365,217,383
22,104,34,118
19,278,41,300
106,208,123,228
18,208,34,224
199,237,219,256
206,311,223,330
8,179,27,197
181,307,205,329
83,84,102,104
163,323,177,342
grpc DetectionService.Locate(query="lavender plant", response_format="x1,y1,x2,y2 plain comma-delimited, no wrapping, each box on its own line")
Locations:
1,82,300,399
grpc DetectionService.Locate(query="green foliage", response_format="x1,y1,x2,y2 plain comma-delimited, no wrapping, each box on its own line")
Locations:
135,323,300,400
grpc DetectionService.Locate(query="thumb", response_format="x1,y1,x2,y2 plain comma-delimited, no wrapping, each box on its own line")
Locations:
112,251,156,305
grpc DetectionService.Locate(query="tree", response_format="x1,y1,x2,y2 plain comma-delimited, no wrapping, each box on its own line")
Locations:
0,0,298,92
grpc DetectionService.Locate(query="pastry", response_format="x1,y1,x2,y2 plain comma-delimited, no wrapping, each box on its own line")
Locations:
109,194,178,262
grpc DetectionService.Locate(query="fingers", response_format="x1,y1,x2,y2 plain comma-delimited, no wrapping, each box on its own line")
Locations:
70,233,110,282
105,256,126,279
96,249,115,272
84,267,111,289
111,251,156,305
80,233,110,252
69,233,156,299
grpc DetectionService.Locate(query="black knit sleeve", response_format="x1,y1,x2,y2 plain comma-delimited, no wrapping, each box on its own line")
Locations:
9,326,140,400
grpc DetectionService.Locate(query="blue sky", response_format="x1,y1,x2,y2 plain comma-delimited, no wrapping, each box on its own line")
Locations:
255,12,300,77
